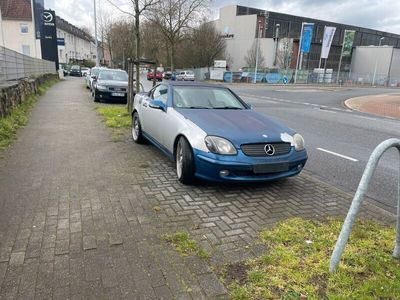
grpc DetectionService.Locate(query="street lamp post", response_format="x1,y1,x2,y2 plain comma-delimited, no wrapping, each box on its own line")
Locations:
93,0,99,67
274,23,280,66
372,37,384,86
254,20,262,84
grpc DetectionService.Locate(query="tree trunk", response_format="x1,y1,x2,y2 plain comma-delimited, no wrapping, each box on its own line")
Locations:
170,41,175,71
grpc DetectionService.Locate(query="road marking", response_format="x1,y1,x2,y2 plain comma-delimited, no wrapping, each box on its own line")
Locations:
314,108,336,113
317,148,359,162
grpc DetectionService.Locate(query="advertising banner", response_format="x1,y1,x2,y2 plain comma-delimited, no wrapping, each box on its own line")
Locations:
32,0,44,39
40,10,59,70
321,26,336,59
342,30,355,56
300,23,314,53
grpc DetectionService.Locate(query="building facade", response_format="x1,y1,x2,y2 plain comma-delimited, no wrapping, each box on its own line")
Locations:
0,0,41,58
56,16,96,65
212,5,400,73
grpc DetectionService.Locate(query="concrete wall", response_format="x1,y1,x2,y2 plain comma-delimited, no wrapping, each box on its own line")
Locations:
212,5,276,71
350,46,393,84
389,48,400,84
0,73,58,117
1,20,41,58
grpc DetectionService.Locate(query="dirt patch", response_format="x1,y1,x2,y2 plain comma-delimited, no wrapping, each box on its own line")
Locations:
224,262,249,285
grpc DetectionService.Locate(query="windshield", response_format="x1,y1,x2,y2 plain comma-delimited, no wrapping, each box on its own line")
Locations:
71,65,80,70
91,68,101,76
98,70,128,81
173,86,246,109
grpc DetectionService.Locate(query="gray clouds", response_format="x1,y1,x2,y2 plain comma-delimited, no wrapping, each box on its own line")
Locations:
211,0,400,34
45,0,400,35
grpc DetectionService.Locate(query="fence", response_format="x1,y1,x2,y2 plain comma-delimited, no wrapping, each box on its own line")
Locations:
0,46,56,82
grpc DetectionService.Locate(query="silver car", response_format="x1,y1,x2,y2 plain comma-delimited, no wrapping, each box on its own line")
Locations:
176,70,195,81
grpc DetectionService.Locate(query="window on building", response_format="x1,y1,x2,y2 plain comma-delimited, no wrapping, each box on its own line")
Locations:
21,45,30,56
20,24,28,34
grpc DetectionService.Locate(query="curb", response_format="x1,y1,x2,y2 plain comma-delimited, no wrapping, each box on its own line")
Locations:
344,94,400,120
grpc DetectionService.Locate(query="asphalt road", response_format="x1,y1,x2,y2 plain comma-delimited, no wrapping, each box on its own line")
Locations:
230,85,400,213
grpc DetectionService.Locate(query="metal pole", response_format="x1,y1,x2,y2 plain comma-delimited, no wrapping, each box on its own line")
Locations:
93,0,99,67
372,37,384,86
294,22,304,84
122,48,125,71
329,138,400,272
254,21,261,84
274,24,280,67
336,45,344,84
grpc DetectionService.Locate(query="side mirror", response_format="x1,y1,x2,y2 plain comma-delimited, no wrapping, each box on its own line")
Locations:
149,99,166,111
91,75,97,79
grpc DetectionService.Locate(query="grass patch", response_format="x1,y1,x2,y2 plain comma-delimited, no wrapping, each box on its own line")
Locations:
228,218,400,299
164,232,209,259
0,78,59,150
95,106,131,141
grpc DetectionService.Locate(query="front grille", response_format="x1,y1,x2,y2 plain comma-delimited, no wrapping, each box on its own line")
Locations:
109,87,127,92
241,142,291,157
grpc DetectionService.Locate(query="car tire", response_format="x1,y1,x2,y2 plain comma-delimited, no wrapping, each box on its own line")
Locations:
93,91,100,102
176,137,195,184
132,112,145,144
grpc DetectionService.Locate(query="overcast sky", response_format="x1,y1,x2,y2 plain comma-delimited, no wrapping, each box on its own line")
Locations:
45,0,400,35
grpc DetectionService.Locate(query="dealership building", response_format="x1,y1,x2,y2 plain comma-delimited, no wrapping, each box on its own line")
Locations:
212,5,400,84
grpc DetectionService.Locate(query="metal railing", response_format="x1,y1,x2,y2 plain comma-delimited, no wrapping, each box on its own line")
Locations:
0,46,56,82
329,138,400,272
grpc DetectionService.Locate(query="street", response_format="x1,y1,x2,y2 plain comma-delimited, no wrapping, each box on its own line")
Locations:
232,85,400,213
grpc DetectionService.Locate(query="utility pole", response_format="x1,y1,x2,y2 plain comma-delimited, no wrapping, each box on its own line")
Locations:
372,37,384,86
93,0,99,67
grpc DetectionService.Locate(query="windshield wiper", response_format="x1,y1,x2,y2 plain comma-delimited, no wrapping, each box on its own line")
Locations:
186,106,211,109
213,107,243,110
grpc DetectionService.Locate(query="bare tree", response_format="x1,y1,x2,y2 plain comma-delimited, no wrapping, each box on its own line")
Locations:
108,20,136,69
104,0,159,108
244,40,265,68
190,20,226,69
149,0,208,70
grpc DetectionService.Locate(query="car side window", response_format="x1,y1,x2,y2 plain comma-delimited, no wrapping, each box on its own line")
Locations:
152,85,168,104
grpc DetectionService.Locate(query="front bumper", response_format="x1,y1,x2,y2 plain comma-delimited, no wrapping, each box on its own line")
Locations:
96,90,127,102
192,147,308,182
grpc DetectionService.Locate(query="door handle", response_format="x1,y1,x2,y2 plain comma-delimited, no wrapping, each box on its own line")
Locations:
143,102,148,107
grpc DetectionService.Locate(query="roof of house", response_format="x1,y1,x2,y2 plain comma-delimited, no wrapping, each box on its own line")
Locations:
56,16,94,43
0,0,32,20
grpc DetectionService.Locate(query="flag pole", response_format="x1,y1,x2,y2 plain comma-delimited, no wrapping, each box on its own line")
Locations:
294,22,304,84
336,39,344,84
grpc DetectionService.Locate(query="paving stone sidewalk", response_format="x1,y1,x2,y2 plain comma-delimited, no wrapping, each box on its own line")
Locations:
345,93,400,119
0,78,395,299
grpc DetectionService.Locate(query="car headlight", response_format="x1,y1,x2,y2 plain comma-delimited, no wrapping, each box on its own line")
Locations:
293,133,305,151
96,85,107,91
204,136,237,155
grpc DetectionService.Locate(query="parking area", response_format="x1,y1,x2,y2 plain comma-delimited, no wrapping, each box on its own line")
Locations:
0,77,395,299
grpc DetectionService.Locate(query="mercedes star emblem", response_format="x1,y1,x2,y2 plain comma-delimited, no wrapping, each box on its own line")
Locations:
264,144,275,156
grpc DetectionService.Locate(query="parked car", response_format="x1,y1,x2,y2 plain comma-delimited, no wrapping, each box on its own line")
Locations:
132,82,307,184
92,69,128,103
86,67,106,90
69,65,82,77
81,68,90,76
147,71,163,81
176,70,195,81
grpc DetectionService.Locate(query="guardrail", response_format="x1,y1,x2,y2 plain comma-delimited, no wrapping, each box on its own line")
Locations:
0,46,56,82
329,138,400,272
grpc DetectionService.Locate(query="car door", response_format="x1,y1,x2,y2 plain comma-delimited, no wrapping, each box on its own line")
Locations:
141,84,168,143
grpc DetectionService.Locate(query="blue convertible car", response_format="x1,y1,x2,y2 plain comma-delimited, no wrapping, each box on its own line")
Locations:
132,82,307,184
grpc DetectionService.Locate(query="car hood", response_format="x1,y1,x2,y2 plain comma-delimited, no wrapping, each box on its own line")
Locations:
175,109,295,146
97,80,127,87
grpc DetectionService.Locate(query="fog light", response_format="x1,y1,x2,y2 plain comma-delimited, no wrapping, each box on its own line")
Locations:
297,164,303,170
219,170,229,177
